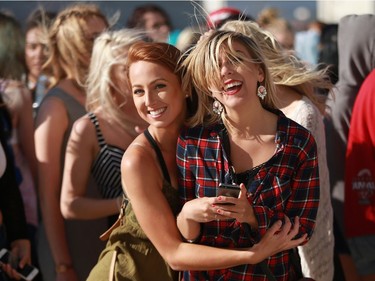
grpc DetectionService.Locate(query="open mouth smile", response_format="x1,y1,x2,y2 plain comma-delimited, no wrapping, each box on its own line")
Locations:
148,107,167,117
223,81,242,95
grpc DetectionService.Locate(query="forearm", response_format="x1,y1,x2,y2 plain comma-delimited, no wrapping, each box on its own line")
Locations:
61,196,120,220
176,206,201,241
40,192,72,266
165,242,261,271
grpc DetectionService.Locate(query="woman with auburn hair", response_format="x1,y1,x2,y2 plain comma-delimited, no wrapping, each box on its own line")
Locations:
34,4,108,281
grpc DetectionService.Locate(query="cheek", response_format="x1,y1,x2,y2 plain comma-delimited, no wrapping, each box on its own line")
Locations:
210,89,222,101
133,98,145,114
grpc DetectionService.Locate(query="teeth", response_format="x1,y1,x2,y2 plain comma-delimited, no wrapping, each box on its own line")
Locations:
224,81,242,91
149,107,166,116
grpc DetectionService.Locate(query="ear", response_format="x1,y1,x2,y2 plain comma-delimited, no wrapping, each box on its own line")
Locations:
257,65,265,83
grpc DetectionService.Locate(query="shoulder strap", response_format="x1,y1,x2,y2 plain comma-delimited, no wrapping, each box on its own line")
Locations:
143,129,171,184
88,112,106,148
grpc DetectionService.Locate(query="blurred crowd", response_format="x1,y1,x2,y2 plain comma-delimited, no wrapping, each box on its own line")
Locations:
0,2,374,281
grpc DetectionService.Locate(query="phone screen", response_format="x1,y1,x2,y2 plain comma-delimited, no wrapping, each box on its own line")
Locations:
17,264,37,277
217,183,241,198
0,249,39,280
0,250,17,267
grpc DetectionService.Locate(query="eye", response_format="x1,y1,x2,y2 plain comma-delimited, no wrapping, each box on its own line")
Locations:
155,83,166,90
26,43,38,51
133,88,144,96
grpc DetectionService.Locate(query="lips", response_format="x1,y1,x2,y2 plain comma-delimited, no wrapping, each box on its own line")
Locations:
148,107,167,117
223,80,242,95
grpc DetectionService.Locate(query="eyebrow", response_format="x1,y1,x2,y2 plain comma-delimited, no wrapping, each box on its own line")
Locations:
131,78,168,88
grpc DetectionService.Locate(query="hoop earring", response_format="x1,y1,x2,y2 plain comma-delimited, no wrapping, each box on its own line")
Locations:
257,82,267,100
212,98,224,115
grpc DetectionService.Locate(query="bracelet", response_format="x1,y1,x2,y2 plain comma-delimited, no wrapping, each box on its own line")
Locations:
55,263,73,273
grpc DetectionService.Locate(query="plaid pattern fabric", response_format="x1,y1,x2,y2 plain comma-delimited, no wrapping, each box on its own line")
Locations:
177,112,319,281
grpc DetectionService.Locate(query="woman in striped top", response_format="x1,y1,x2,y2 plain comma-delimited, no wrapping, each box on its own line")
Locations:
60,29,147,226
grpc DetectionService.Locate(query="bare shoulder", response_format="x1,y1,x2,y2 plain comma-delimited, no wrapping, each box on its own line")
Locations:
35,93,69,127
72,114,95,137
121,134,162,189
70,114,97,145
122,135,155,172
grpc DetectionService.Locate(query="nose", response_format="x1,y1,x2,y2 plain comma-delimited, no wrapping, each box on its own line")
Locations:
220,60,233,77
144,90,156,107
32,44,44,60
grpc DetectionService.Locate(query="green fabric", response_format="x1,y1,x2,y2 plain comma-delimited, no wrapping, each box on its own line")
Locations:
87,180,180,281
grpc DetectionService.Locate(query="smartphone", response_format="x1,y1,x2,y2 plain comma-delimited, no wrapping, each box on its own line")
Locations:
0,248,39,281
217,183,241,198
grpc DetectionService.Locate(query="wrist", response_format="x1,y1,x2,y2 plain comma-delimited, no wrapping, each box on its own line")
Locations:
55,263,73,273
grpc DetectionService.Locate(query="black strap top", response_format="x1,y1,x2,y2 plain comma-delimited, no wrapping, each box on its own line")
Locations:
143,128,171,184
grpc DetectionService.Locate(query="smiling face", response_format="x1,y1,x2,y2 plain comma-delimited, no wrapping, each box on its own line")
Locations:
129,60,185,129
25,27,46,86
210,40,264,113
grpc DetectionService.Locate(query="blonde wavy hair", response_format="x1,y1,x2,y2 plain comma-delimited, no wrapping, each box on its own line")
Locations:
86,29,145,136
181,30,276,127
43,4,108,89
221,20,332,114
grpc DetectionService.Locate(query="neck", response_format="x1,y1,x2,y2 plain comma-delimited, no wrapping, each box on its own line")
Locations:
148,124,181,154
225,102,268,138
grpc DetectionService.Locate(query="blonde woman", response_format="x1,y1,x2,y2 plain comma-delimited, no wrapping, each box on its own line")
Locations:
177,30,320,280
60,29,147,228
221,20,334,281
34,4,108,281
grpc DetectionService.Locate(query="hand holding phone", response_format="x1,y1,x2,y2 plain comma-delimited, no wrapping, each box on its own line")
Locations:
0,248,39,281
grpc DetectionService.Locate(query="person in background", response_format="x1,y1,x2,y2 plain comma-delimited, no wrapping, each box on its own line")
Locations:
177,30,319,280
345,68,375,281
206,6,254,29
126,3,172,43
60,29,148,228
257,7,295,51
0,12,39,280
34,4,108,281
0,94,31,281
325,14,375,281
294,20,325,66
24,8,56,113
87,41,306,281
221,20,334,281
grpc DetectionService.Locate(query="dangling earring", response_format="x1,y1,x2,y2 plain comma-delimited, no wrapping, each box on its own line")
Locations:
212,98,224,115
257,81,267,100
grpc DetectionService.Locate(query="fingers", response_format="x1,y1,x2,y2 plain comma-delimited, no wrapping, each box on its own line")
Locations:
18,254,29,268
265,220,283,237
277,216,292,237
239,183,247,199
288,216,300,237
